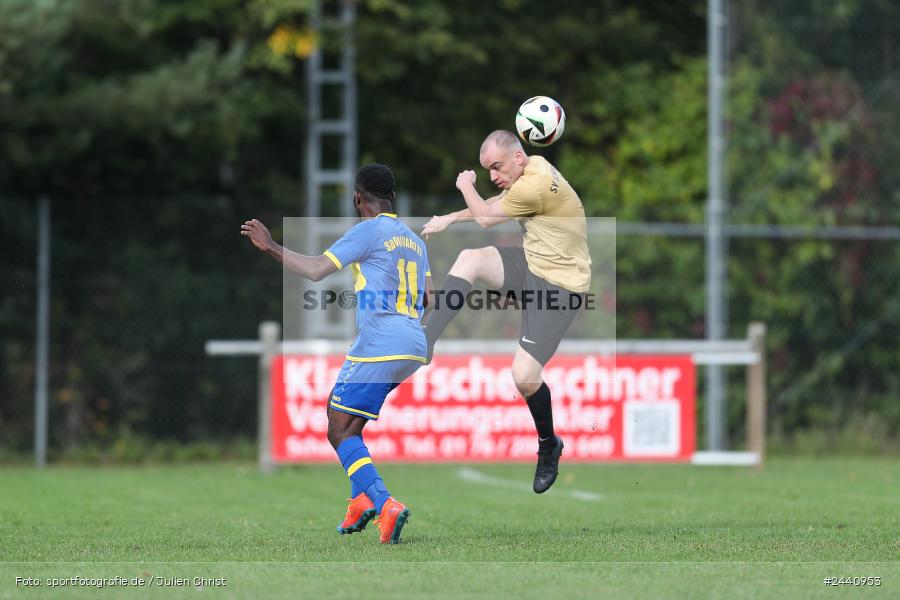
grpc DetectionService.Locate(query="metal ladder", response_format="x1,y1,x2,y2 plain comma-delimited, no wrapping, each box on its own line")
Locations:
303,0,357,340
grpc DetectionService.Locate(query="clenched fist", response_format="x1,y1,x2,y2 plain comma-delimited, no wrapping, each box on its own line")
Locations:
456,170,477,191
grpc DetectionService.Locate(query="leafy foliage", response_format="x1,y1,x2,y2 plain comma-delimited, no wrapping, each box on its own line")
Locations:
2,0,899,453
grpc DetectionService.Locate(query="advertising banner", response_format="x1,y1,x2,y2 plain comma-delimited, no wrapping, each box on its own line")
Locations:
270,354,695,462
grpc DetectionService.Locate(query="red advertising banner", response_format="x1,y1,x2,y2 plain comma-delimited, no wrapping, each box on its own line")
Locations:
270,354,695,463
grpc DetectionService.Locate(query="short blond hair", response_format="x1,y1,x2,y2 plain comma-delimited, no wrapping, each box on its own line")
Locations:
480,130,522,155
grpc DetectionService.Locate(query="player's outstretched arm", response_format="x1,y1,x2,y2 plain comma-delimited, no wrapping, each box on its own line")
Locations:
421,193,509,239
240,219,337,282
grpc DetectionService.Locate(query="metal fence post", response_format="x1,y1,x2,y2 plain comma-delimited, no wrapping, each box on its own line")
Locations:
258,321,280,474
34,196,51,469
746,322,767,465
706,0,730,452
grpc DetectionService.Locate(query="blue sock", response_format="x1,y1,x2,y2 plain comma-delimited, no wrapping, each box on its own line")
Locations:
335,436,391,514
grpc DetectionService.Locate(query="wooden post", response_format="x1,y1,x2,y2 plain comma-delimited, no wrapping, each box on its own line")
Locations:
746,322,767,466
258,321,280,474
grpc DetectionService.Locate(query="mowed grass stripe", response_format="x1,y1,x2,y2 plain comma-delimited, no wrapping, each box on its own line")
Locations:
0,459,897,564
1,562,898,600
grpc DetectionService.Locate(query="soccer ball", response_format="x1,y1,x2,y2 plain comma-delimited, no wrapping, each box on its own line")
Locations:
515,96,566,147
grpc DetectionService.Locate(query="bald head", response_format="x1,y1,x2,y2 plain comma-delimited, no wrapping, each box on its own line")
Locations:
480,130,523,156
479,130,528,190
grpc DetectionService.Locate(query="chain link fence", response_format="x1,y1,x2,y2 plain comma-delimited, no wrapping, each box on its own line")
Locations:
1,195,285,461
723,0,900,450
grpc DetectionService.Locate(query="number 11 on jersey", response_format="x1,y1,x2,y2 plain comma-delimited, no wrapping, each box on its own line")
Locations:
395,258,419,317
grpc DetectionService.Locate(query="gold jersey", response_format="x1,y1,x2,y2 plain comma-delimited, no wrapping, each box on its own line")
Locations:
499,155,591,293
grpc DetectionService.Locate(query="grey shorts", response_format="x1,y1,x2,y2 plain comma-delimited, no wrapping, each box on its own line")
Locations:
494,246,584,365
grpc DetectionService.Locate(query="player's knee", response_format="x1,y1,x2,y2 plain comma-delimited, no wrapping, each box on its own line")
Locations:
326,414,356,449
450,248,489,280
326,424,343,449
511,365,542,397
450,248,477,273
327,427,358,450
514,379,542,398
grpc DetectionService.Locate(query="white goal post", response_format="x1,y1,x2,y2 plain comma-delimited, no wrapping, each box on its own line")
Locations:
206,323,766,471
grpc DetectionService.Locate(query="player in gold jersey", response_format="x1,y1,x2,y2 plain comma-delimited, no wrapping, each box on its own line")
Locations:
422,130,591,493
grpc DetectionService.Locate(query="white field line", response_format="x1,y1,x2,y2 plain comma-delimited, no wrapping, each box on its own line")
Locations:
456,468,603,502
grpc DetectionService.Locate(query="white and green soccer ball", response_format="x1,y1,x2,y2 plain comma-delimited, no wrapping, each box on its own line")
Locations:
515,96,566,147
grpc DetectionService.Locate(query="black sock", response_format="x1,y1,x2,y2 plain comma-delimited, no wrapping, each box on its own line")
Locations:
526,383,556,451
424,274,472,349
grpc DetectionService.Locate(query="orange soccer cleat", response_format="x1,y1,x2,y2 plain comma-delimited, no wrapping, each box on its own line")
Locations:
336,493,376,535
374,497,410,544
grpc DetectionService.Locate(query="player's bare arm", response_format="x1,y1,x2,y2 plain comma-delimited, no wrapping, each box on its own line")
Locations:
421,190,509,238
455,170,510,229
240,219,337,282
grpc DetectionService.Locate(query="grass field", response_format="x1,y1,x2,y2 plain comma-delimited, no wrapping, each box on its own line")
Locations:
1,458,898,599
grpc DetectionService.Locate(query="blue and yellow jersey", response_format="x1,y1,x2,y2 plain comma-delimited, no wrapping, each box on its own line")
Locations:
324,213,430,363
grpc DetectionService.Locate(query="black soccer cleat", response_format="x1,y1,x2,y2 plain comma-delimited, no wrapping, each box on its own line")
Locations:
533,436,564,494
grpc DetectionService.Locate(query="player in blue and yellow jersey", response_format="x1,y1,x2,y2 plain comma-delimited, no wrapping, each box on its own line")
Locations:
241,164,431,544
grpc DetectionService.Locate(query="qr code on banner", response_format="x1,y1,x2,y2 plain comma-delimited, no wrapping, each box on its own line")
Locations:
623,401,680,457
